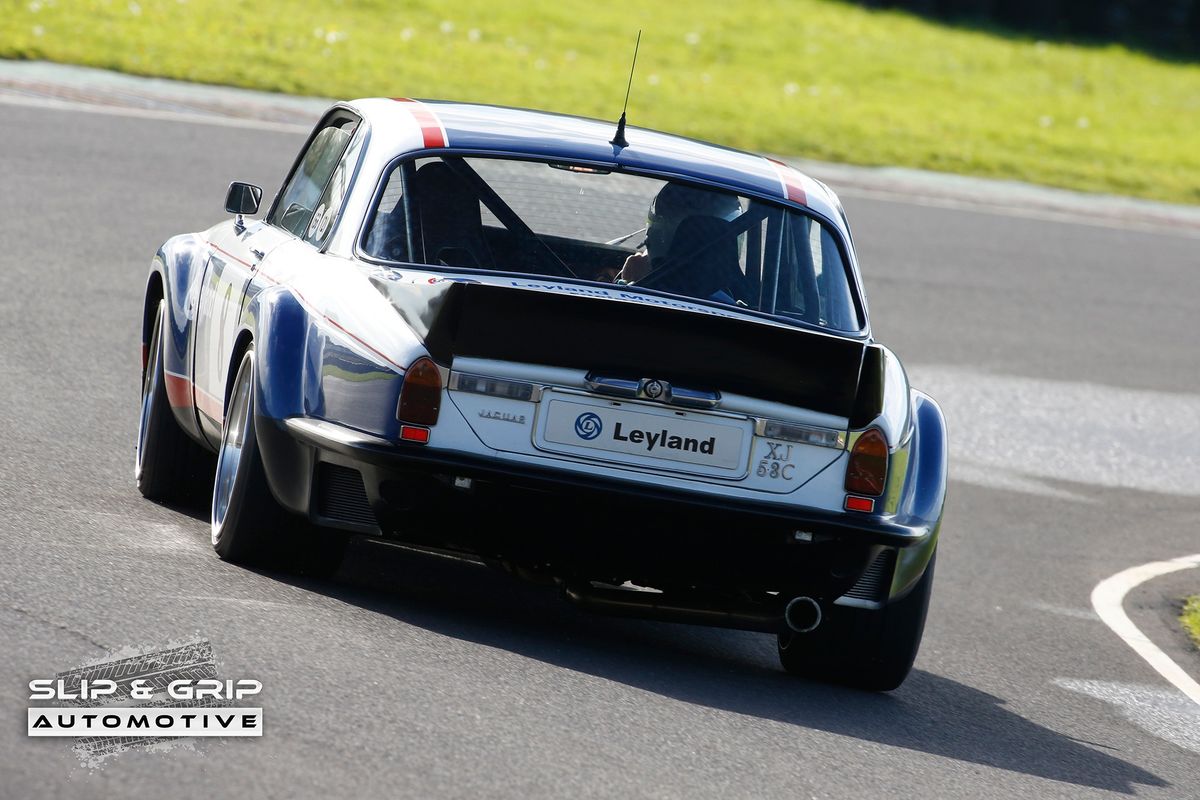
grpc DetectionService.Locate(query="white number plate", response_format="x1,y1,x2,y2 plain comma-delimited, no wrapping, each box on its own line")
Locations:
536,393,751,477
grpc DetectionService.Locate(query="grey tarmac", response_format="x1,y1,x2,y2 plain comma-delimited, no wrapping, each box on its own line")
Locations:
1,69,1198,799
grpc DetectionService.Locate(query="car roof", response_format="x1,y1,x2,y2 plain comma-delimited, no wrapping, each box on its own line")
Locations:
343,98,848,231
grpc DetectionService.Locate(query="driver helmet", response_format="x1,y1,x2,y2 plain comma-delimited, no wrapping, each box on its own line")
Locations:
645,183,742,258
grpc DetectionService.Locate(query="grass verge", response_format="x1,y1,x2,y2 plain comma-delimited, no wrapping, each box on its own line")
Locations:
1182,596,1200,650
2,0,1198,203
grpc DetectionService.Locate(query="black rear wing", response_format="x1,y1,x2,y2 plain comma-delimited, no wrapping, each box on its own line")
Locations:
378,278,878,420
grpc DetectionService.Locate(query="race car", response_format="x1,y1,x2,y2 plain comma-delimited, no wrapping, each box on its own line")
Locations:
136,98,947,691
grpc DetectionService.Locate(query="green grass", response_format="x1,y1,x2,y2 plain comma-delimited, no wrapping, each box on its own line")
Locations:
1183,596,1200,650
3,0,1199,203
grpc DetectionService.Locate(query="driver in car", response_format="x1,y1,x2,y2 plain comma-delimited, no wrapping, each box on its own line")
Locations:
614,183,744,304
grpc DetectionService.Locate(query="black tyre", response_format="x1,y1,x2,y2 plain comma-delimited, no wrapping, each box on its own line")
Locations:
211,347,348,577
136,298,213,504
778,551,936,692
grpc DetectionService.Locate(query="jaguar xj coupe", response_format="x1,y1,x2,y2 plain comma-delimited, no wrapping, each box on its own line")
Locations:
136,98,947,690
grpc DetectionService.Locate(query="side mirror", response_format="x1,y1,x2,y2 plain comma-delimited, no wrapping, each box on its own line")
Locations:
224,181,262,215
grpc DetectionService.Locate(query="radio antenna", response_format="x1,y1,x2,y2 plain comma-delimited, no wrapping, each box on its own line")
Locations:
610,30,641,149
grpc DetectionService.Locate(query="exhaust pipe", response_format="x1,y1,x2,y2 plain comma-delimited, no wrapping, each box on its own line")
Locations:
563,583,786,633
784,596,822,634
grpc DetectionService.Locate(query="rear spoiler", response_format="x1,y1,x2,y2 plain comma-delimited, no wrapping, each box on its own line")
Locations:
376,278,880,420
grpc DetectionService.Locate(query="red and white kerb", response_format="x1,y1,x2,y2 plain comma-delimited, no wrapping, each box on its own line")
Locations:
765,157,808,206
392,98,449,149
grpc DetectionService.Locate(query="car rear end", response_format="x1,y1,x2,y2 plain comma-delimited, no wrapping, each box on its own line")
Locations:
273,146,940,633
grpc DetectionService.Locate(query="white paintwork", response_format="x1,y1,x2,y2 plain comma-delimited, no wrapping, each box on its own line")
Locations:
177,97,920,518
434,381,850,512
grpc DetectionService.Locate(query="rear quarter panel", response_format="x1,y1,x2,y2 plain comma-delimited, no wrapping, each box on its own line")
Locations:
146,232,211,443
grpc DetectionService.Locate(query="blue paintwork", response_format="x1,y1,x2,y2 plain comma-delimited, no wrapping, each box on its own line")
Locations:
242,286,308,422
149,233,209,441
889,391,947,597
239,283,406,442
313,340,406,438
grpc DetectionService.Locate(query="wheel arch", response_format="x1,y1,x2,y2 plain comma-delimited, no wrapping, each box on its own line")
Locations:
238,284,312,422
888,390,947,600
225,328,256,414
232,284,317,517
141,268,165,375
144,234,210,441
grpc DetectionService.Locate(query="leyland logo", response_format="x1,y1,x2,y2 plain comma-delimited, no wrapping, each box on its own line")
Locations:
613,422,716,455
574,412,603,440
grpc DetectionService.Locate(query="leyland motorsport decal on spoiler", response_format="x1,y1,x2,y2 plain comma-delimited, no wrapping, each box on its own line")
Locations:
505,278,745,320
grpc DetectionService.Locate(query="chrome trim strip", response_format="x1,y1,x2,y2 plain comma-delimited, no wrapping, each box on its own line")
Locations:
669,385,721,409
832,596,884,610
584,375,640,398
586,374,721,409
448,371,542,402
754,418,847,450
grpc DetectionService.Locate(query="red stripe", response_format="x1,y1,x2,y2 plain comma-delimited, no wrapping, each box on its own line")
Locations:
206,242,406,373
392,97,447,148
252,264,405,371
164,373,192,409
766,158,808,206
165,370,224,424
210,242,255,269
320,311,406,371
195,386,224,424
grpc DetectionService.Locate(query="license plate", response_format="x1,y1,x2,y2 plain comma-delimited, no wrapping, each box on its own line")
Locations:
536,392,750,476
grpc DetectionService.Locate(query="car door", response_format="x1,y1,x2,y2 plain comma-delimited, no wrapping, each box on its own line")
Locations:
192,109,361,445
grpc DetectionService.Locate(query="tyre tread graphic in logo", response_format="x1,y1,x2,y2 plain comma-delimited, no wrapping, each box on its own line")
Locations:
574,412,603,440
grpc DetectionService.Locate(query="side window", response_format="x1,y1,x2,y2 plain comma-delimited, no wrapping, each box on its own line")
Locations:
363,164,410,261
269,113,359,238
817,225,858,330
773,214,855,329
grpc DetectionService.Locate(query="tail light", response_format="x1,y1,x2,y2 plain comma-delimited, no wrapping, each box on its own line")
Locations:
397,357,442,426
845,427,888,497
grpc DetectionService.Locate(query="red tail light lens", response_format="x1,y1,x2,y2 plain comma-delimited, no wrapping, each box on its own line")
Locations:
397,357,442,426
845,428,888,496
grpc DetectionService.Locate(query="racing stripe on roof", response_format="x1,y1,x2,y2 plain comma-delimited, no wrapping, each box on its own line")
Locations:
765,157,808,206
392,98,449,148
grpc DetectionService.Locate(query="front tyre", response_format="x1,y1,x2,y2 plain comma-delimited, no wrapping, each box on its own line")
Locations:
136,298,212,504
211,346,347,577
778,551,936,692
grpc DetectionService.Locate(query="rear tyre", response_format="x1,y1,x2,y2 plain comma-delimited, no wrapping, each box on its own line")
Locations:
778,551,935,692
136,298,213,505
211,347,348,577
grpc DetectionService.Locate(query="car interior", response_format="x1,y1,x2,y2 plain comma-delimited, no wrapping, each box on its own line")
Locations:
361,154,858,330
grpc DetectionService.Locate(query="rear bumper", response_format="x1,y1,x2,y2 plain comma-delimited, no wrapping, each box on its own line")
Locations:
274,416,935,547
255,414,940,613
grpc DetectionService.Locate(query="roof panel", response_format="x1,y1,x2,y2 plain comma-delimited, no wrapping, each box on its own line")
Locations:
347,98,843,226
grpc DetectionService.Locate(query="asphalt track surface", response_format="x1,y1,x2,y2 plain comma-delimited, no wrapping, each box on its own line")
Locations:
2,97,1199,799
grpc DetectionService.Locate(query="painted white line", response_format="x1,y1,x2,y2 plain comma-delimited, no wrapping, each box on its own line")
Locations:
1091,553,1200,707
0,93,310,134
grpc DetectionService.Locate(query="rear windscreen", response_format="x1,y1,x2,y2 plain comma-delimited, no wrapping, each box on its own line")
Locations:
362,156,863,333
